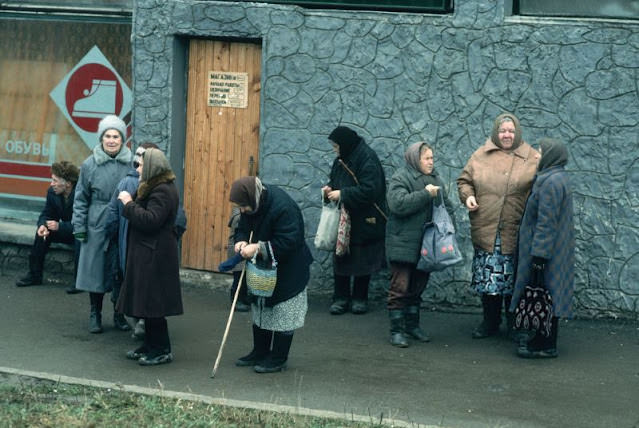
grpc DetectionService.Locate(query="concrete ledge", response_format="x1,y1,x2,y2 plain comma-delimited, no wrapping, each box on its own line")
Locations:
0,220,73,250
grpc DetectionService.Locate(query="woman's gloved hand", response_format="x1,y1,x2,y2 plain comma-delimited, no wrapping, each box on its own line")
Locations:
530,256,547,287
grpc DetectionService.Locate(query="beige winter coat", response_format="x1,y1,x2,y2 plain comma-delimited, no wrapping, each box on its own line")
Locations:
457,138,539,254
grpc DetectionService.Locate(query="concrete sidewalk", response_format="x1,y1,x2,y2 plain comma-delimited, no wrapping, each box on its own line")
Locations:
0,269,638,427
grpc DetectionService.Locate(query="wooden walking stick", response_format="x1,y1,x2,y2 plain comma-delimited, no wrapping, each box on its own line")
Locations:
211,231,253,378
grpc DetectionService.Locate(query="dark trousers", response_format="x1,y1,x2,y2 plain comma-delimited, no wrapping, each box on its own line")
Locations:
231,271,249,304
334,274,371,301
145,317,171,355
29,229,79,278
387,262,430,310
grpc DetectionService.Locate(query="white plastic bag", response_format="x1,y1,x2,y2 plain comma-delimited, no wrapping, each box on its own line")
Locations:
314,191,340,251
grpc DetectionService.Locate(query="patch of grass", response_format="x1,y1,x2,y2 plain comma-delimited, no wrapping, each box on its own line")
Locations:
0,376,385,427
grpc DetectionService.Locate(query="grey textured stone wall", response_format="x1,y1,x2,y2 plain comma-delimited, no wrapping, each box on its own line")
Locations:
132,0,639,319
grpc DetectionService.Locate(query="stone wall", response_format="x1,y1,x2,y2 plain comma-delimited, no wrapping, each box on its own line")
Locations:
131,0,639,319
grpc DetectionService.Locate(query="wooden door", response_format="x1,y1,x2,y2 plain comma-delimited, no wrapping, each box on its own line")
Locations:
182,39,261,271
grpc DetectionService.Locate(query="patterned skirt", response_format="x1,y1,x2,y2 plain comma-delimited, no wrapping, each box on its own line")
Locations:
251,289,307,332
470,232,515,296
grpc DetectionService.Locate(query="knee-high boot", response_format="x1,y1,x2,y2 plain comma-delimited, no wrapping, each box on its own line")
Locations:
254,331,293,373
405,306,431,342
89,292,104,334
472,294,501,339
236,324,272,366
389,309,408,347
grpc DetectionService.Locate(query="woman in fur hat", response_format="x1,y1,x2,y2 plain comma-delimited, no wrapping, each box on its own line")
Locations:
457,113,539,340
116,148,183,366
72,114,132,333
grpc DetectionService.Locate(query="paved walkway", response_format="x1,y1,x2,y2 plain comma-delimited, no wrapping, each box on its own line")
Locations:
1,270,638,427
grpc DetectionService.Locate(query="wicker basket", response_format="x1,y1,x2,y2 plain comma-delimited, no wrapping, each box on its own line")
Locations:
246,241,277,297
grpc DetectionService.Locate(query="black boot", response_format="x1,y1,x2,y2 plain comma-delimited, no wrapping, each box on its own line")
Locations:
351,275,370,314
16,255,43,287
330,275,351,315
472,294,502,339
114,311,131,331
89,293,103,334
518,317,559,359
405,306,431,342
254,331,293,373
389,310,409,348
89,305,103,334
236,324,272,367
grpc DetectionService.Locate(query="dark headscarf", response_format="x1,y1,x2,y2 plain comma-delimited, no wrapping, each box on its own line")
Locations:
229,176,264,214
328,126,361,158
490,113,523,150
404,142,426,173
537,138,568,172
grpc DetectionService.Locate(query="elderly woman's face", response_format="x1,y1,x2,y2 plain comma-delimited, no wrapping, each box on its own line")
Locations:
497,120,516,150
135,159,143,179
330,141,340,156
419,148,434,175
101,129,123,156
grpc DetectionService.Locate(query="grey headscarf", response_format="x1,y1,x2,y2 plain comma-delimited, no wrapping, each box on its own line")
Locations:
537,138,568,172
404,142,428,173
141,148,173,182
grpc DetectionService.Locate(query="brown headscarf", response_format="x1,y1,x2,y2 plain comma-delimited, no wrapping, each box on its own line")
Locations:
229,176,264,214
490,113,523,150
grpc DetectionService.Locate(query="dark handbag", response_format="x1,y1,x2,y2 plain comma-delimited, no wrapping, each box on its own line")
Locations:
245,241,277,298
514,284,553,338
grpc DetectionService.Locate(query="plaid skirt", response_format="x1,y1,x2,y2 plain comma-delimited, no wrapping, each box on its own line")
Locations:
470,232,515,296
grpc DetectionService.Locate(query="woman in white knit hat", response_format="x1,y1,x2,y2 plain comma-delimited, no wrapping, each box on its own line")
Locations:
72,114,132,334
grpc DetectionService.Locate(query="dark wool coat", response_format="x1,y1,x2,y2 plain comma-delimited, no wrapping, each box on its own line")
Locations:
116,173,183,318
328,139,387,245
106,169,187,274
509,166,575,318
386,167,454,265
38,185,76,236
235,185,313,307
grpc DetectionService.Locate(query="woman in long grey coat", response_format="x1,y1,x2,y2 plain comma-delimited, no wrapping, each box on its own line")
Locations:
385,142,454,347
116,148,183,366
73,115,131,334
509,138,575,358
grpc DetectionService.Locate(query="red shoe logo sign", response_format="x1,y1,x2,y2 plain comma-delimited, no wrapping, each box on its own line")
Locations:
50,46,131,150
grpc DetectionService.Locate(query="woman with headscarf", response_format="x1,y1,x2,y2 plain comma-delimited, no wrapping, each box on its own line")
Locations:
509,138,574,358
116,148,183,366
385,142,455,347
457,113,539,339
73,115,132,333
321,126,388,315
230,176,313,373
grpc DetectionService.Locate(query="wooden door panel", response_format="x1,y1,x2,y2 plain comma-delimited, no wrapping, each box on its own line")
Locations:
182,39,261,271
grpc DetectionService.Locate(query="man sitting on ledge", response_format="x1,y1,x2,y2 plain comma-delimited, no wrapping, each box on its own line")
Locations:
16,161,82,294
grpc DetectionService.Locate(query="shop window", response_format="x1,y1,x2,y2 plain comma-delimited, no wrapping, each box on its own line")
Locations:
514,0,639,19
0,18,131,200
